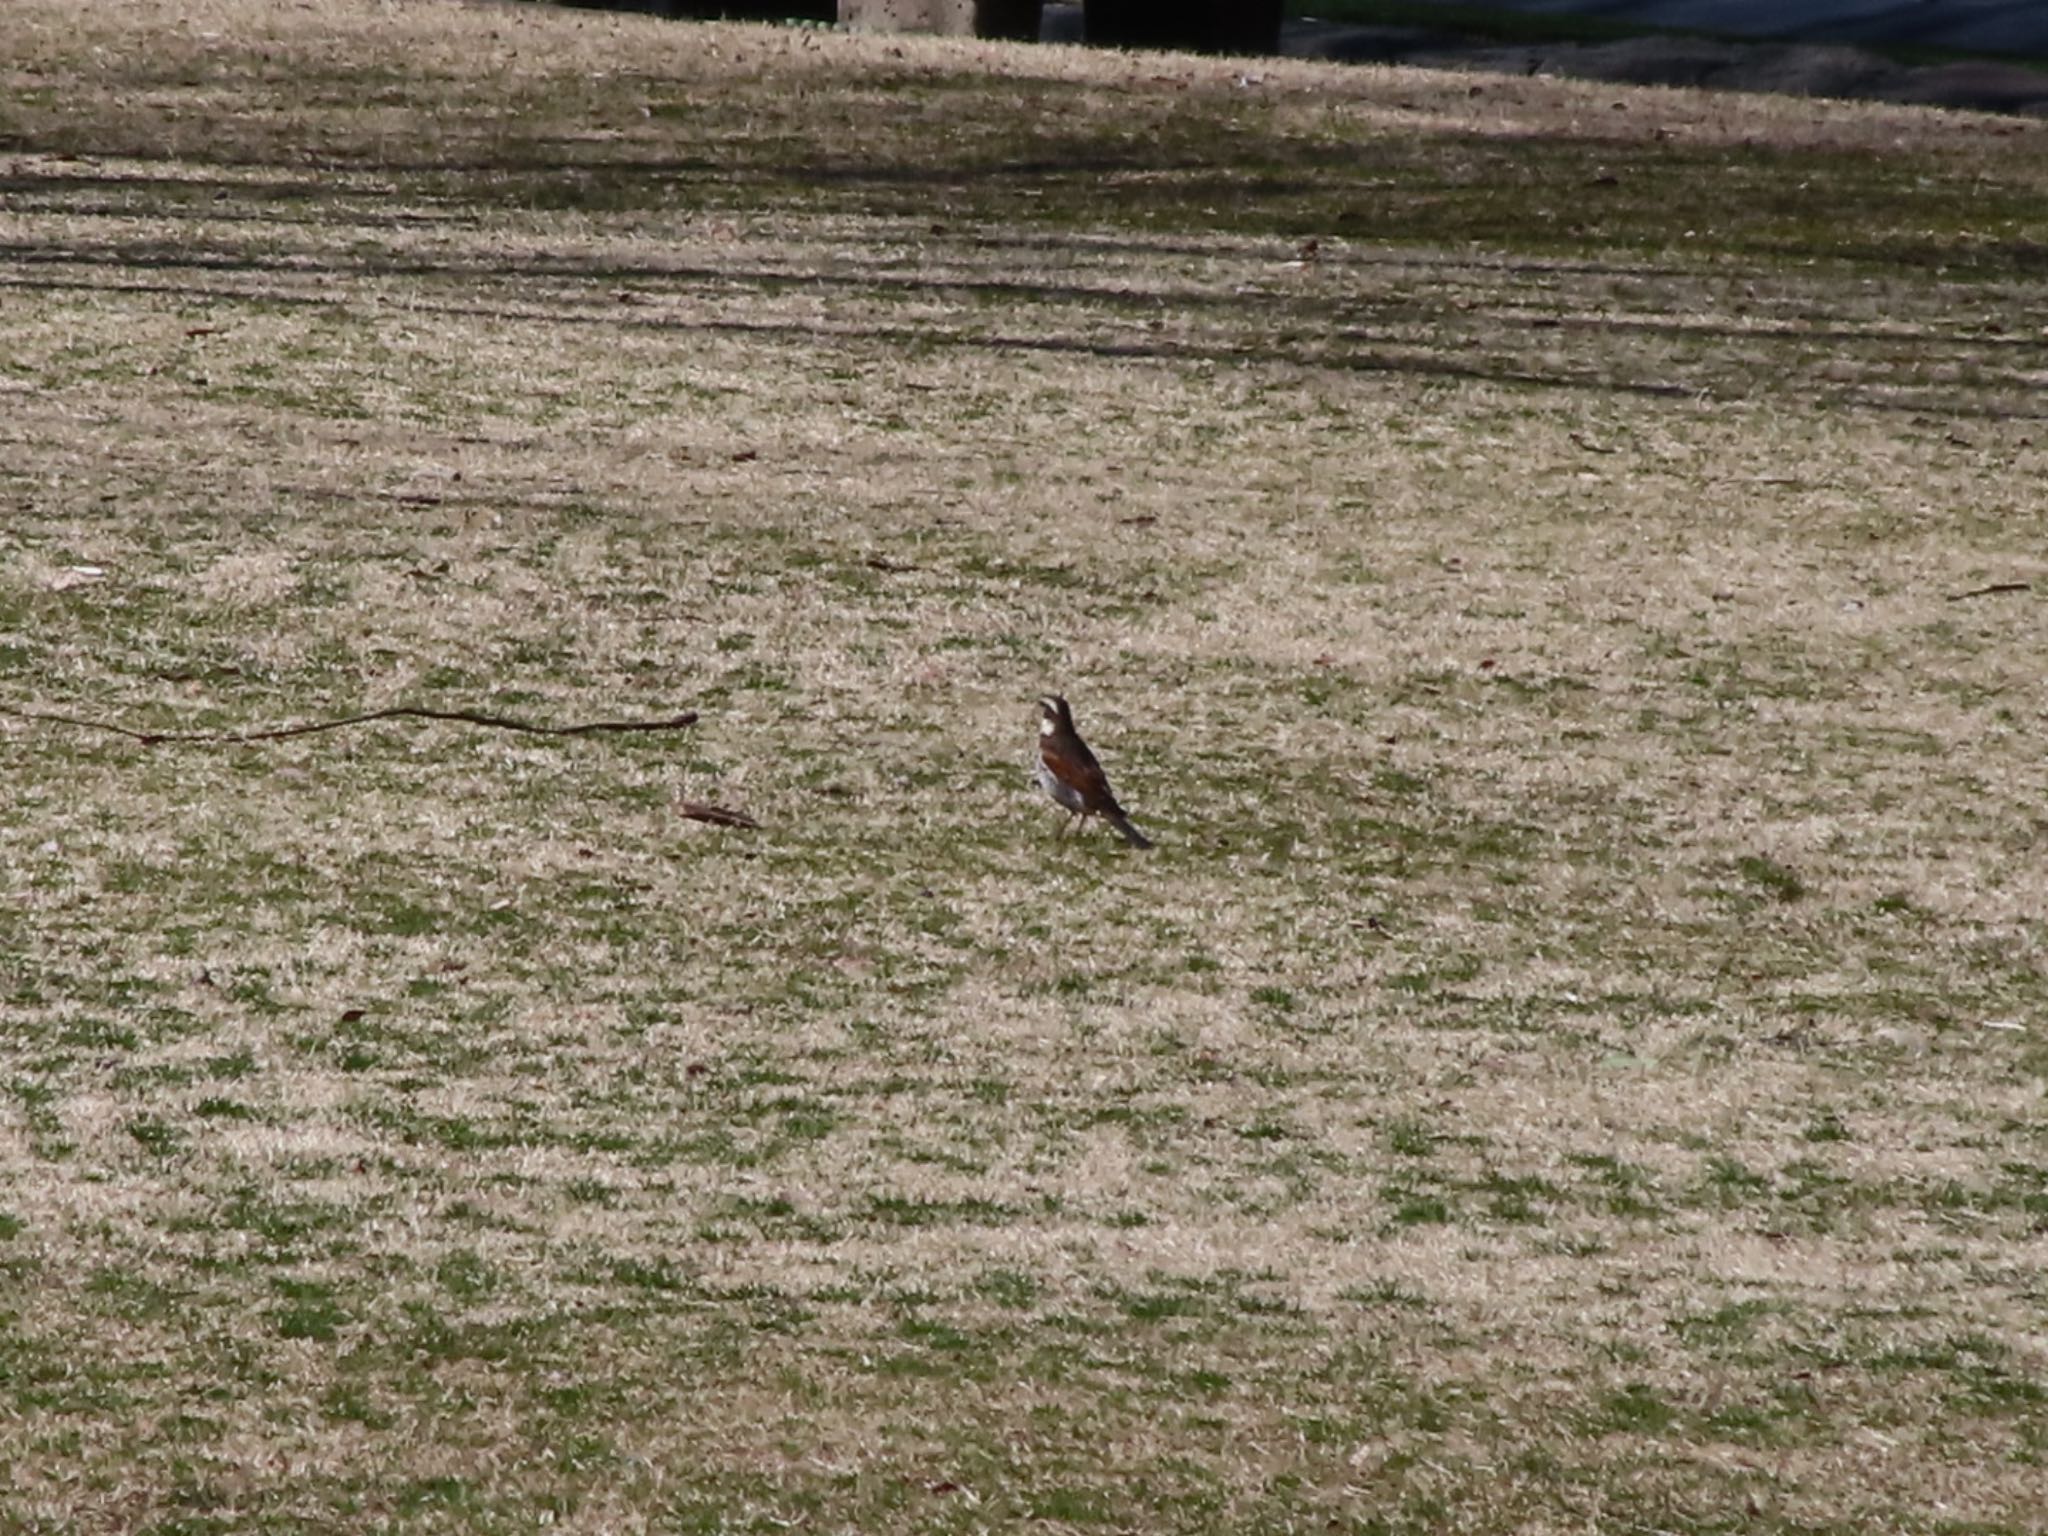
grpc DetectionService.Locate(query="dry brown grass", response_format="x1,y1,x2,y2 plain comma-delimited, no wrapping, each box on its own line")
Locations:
2,1,2046,1531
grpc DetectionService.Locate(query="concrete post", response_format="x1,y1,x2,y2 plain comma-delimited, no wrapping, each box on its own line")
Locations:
840,0,1043,38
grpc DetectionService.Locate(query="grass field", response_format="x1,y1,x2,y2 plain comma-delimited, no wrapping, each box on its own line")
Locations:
3,1,2047,1530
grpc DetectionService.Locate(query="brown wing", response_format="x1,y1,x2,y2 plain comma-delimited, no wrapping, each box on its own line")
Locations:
1040,731,1123,816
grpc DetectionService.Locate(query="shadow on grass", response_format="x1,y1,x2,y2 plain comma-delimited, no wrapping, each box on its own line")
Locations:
5,237,2044,423
6,97,2047,280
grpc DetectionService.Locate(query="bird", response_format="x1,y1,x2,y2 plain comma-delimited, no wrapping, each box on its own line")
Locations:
1035,694,1152,849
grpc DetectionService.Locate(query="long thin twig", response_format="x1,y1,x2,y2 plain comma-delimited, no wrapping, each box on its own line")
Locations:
1946,581,2032,602
0,702,698,746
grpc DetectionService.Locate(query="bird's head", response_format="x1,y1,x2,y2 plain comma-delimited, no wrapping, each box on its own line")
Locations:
1038,694,1070,734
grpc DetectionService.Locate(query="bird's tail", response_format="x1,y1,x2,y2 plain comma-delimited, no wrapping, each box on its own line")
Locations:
1108,813,1152,850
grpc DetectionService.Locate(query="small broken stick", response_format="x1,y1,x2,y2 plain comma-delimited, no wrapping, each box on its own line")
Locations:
678,801,759,830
